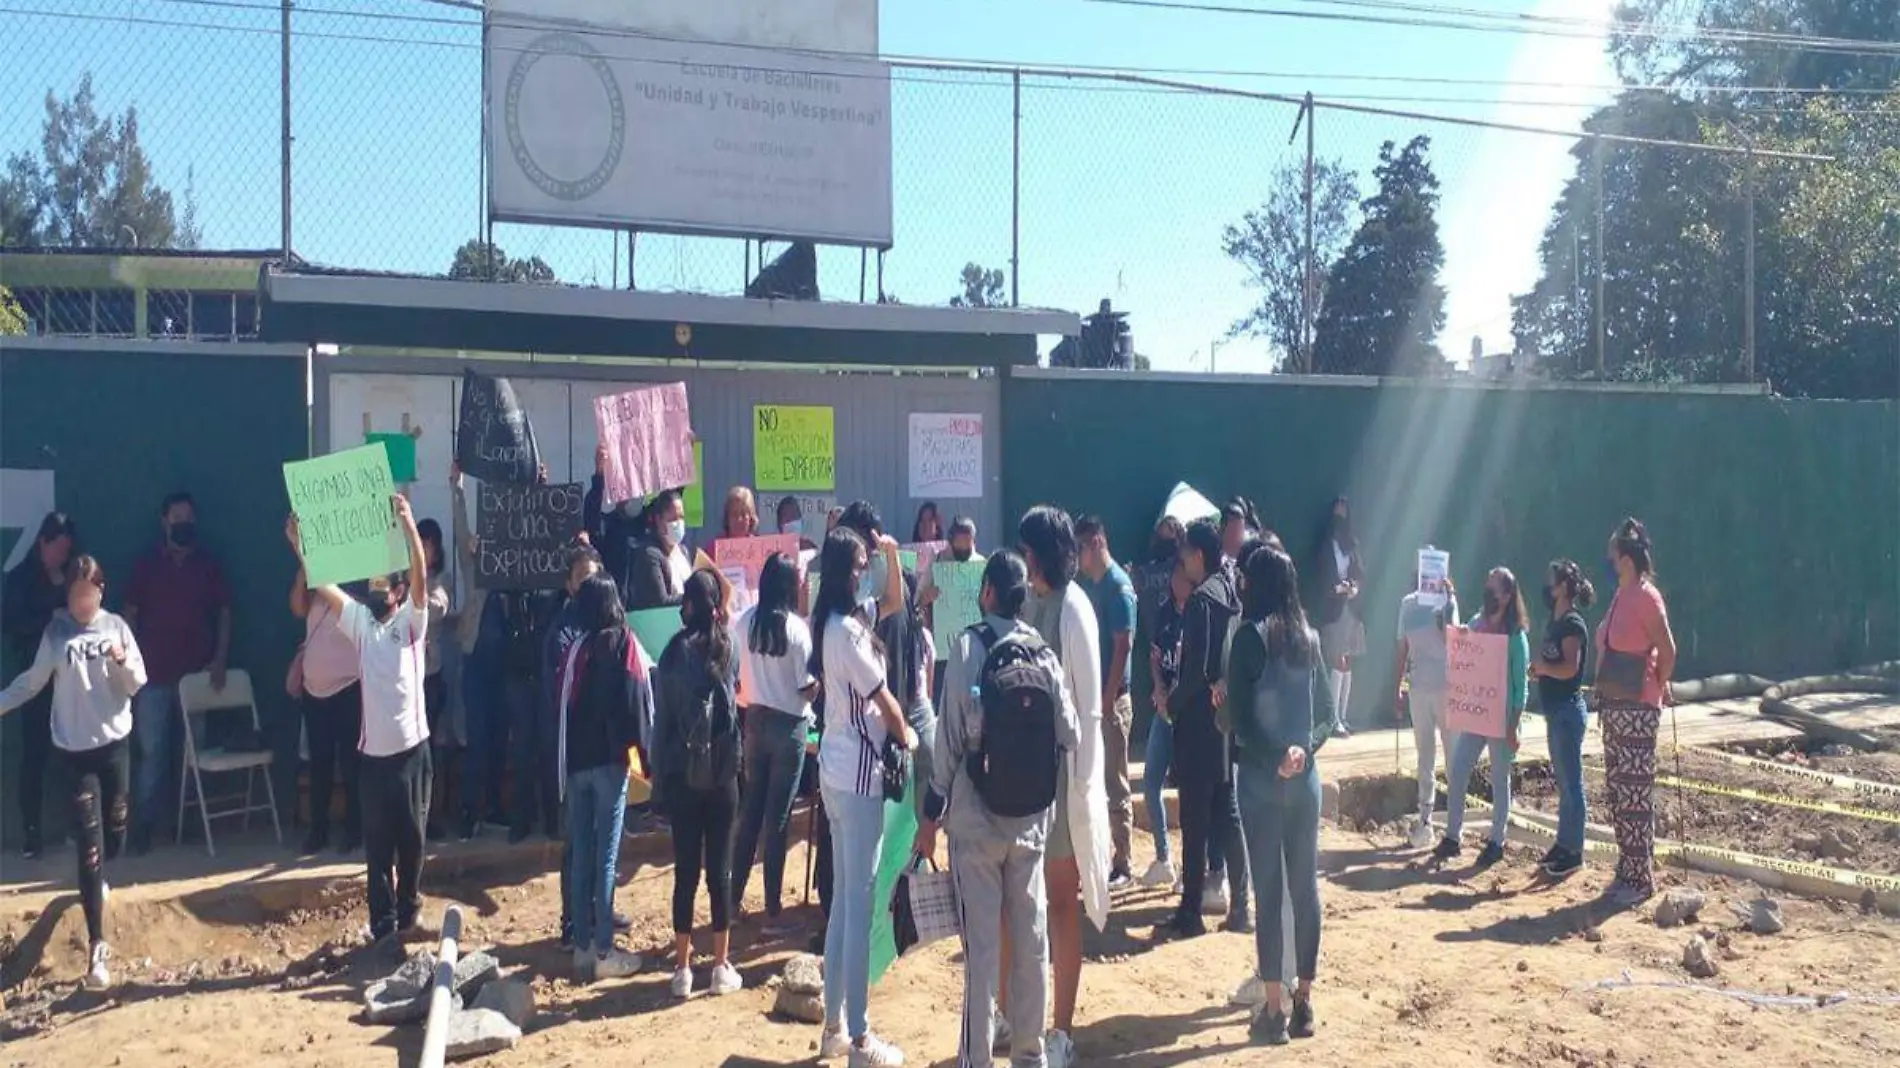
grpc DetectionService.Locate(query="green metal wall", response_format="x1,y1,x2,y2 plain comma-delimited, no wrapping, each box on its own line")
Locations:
1,342,310,844
1001,369,1900,725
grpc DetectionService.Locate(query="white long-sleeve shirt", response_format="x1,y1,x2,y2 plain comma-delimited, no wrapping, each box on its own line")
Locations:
0,609,146,751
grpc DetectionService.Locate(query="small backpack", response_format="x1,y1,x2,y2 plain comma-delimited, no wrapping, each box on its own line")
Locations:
966,623,1063,819
667,640,736,792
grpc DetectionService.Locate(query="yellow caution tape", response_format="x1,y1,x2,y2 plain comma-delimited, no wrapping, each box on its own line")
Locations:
1654,840,1900,896
1681,746,1900,800
1647,773,1900,826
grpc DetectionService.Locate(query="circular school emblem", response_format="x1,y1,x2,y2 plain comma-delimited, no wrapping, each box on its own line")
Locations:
503,32,625,202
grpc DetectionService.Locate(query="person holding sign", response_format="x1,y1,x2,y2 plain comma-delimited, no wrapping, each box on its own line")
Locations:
1528,559,1596,879
290,494,433,947
1593,519,1677,906
1432,568,1531,868
1395,548,1461,849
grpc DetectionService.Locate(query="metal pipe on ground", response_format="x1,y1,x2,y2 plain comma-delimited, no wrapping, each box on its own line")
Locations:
420,905,465,1068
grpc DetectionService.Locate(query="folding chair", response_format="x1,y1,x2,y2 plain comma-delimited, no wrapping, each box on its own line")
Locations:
177,669,283,856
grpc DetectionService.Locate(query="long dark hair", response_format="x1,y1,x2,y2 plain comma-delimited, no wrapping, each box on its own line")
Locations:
1221,496,1260,537
1018,505,1078,589
1322,495,1356,551
1149,515,1185,562
572,571,626,661
1483,566,1529,635
982,550,1031,619
809,526,869,679
1548,558,1597,611
675,569,732,677
1242,546,1317,667
911,501,940,543
11,512,76,577
748,552,799,658
1182,518,1223,582
1612,516,1654,577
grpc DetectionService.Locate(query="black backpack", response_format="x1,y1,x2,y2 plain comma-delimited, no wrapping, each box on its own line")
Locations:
966,623,1063,819
663,639,737,792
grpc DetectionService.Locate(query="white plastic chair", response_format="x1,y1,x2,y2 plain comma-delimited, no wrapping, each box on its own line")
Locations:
176,669,283,856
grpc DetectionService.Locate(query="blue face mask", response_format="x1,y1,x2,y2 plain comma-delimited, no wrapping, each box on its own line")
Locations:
857,554,886,603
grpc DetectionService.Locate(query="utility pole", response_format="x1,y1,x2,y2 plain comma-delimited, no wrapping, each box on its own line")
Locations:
1287,93,1315,374
280,0,293,261
1743,138,1756,383
1593,135,1606,378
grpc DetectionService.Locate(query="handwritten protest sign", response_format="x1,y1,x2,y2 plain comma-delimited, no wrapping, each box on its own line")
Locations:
627,607,684,662
902,540,946,577
365,431,418,484
474,481,586,590
720,565,754,614
455,369,541,484
714,533,800,590
930,558,986,659
1417,549,1451,609
283,444,408,586
754,405,834,491
908,413,984,498
595,383,696,505
1445,627,1508,739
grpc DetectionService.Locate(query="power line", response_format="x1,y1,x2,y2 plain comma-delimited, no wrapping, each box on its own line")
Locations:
131,0,1900,96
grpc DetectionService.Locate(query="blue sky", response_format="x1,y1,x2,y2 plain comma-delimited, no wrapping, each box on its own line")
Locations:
0,0,1617,370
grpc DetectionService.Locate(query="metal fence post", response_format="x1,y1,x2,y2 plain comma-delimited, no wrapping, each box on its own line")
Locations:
1743,137,1756,383
1011,68,1021,308
279,0,292,262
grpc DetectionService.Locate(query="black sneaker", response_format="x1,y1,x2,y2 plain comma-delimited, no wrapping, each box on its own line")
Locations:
1249,1009,1289,1046
1542,848,1584,878
1107,868,1134,892
613,911,632,932
1167,911,1207,939
1430,837,1461,862
1290,996,1315,1039
1535,844,1561,869
1475,841,1505,868
21,828,42,860
1222,912,1255,935
300,829,328,856
1332,723,1353,740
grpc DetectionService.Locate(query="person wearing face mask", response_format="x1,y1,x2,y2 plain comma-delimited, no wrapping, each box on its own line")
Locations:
1432,567,1531,868
289,496,433,949
3,511,78,860
836,502,934,810
1593,518,1677,905
123,490,232,855
0,555,145,990
1307,497,1364,741
287,522,365,857
1529,559,1595,878
1395,547,1461,849
622,489,691,611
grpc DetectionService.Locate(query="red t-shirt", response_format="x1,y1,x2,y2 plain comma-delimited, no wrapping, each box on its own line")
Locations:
126,545,230,685
1598,580,1668,707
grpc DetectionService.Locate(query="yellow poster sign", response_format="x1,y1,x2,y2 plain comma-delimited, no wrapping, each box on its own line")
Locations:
754,405,836,492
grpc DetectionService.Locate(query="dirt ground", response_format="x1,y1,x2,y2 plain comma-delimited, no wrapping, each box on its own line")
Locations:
6,797,1900,1068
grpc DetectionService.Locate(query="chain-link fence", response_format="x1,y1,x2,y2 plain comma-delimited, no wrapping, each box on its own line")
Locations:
1,0,1835,379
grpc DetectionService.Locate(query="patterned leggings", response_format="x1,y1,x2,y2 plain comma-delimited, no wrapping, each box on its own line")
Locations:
1596,698,1661,893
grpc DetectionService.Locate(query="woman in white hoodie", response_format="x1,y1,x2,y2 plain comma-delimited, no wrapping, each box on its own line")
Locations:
0,556,147,990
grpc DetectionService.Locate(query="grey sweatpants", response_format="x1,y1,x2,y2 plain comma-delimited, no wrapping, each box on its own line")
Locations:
950,832,1049,1068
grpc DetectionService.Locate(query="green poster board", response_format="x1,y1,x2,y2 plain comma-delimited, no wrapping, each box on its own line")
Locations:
284,443,408,586
365,431,418,483
627,606,684,660
930,559,985,659
868,765,921,986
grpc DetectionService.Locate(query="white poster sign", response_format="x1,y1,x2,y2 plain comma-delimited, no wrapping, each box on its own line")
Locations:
486,26,894,246
1417,549,1451,609
908,413,984,499
489,0,879,54
0,469,56,571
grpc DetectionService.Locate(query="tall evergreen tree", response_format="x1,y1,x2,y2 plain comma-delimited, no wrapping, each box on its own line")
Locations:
0,73,177,248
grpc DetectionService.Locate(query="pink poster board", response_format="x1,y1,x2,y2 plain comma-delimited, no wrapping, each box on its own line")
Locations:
1445,627,1509,739
714,533,802,590
594,383,695,505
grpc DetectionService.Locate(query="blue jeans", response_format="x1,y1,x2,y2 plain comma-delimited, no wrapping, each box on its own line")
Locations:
822,786,885,1039
564,765,629,955
1143,716,1174,863
459,649,506,822
1237,760,1322,983
1543,695,1589,854
130,682,181,838
1445,731,1513,846
732,707,808,916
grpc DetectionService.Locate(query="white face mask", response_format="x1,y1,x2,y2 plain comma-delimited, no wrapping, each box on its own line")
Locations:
666,518,687,545
781,519,803,537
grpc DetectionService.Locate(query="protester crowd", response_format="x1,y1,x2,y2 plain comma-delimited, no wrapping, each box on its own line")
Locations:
1,447,1679,1063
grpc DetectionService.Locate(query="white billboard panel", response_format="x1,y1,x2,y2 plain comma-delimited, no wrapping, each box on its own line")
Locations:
487,25,894,247
488,0,878,57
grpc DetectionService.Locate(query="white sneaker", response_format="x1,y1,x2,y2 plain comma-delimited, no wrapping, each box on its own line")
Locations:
85,941,111,991
1408,819,1437,849
847,1033,905,1067
1201,884,1230,916
669,964,693,998
1045,1028,1077,1068
1230,974,1267,1007
595,949,644,980
819,1025,852,1061
710,960,742,995
1141,858,1178,889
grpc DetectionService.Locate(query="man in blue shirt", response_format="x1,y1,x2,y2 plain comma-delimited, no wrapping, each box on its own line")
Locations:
1075,515,1138,888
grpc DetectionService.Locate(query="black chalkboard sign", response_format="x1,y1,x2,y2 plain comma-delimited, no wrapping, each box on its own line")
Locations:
456,369,541,484
474,481,585,590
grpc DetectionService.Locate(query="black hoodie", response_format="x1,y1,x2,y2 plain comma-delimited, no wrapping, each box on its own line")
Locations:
1167,567,1240,745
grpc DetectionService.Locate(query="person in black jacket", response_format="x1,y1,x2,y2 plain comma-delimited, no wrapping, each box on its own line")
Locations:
555,572,652,982
2,512,78,858
501,584,564,843
1166,518,1250,938
1308,496,1365,739
652,569,744,999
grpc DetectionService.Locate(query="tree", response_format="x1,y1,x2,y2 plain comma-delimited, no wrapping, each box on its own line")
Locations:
1220,158,1358,371
0,73,177,248
1309,137,1448,377
1610,1,1900,98
448,239,556,283
177,165,203,251
949,262,1006,307
0,286,25,335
